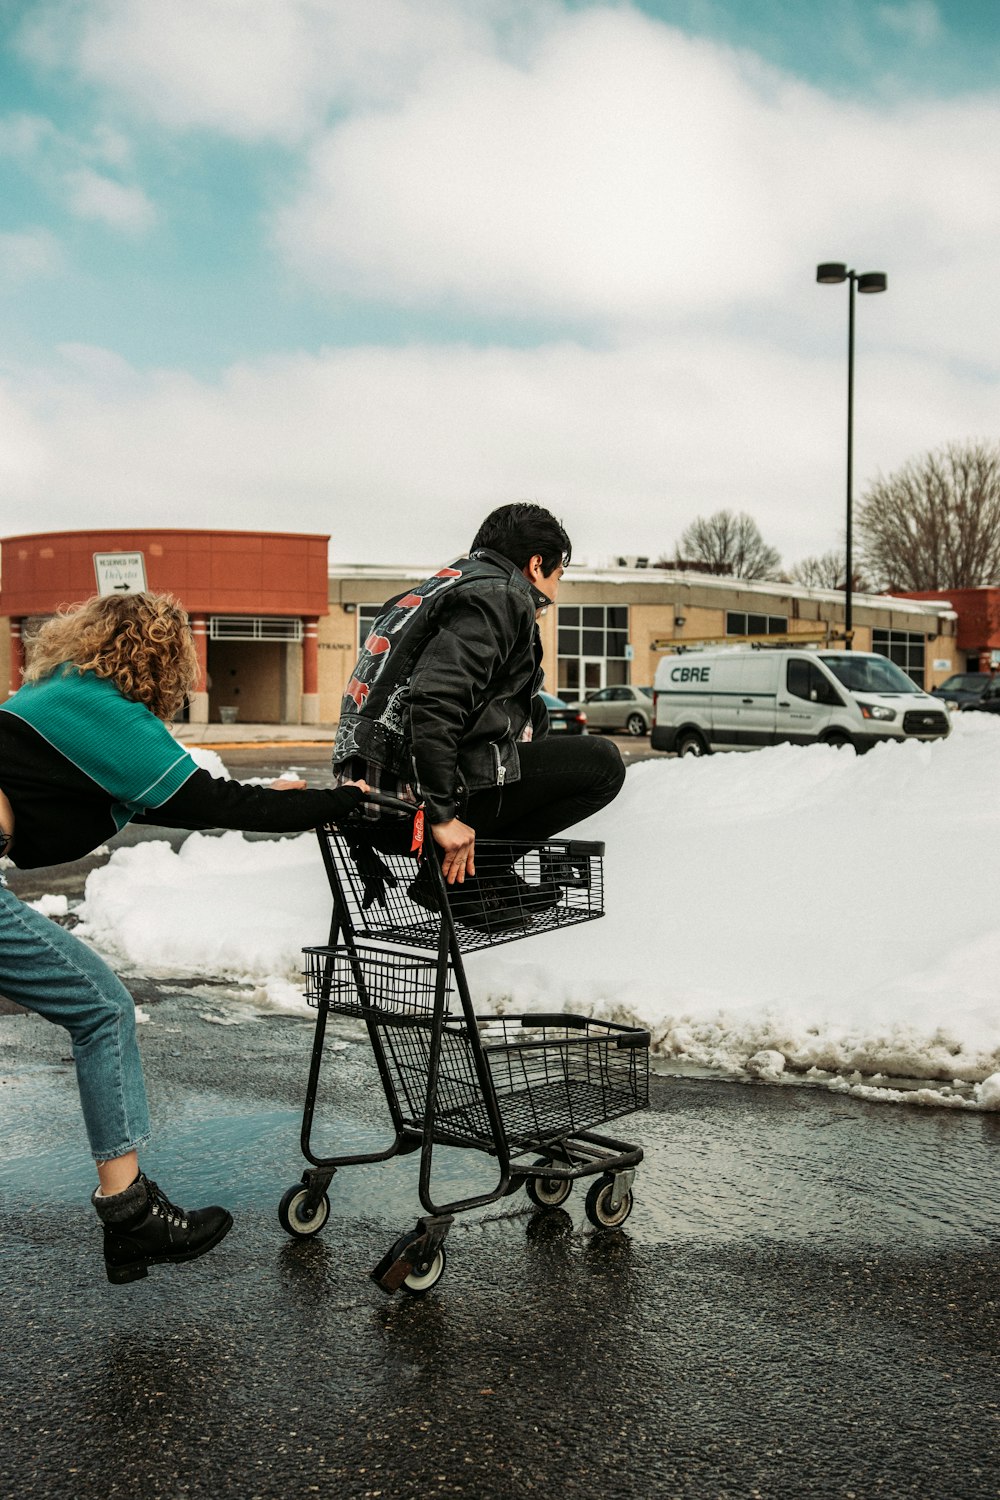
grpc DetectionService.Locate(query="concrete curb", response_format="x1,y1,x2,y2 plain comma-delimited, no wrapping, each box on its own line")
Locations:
172,723,337,746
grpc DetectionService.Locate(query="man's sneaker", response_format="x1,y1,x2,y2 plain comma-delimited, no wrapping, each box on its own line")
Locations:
93,1173,233,1285
503,869,560,915
540,853,591,891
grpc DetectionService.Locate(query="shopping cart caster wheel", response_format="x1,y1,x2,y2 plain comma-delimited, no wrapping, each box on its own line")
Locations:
400,1241,447,1296
374,1230,447,1296
278,1184,331,1238
584,1174,634,1230
525,1160,573,1209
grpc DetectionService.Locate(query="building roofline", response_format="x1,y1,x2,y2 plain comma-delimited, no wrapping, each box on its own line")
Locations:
558,565,951,609
328,561,956,618
2,528,330,544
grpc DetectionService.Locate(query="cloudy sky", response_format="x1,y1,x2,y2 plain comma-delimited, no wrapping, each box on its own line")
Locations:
1,0,998,569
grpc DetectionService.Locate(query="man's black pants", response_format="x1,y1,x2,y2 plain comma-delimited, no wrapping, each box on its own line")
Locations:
464,734,625,844
365,734,625,857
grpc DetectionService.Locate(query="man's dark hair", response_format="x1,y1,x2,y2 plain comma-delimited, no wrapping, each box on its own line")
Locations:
471,502,571,577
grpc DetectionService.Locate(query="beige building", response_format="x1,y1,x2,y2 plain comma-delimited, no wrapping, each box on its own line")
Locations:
318,562,959,718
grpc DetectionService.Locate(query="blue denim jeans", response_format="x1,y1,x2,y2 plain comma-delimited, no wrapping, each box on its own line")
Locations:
0,882,151,1161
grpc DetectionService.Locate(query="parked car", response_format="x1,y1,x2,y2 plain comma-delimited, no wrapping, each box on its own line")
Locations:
961,677,1000,714
539,690,587,734
570,685,653,736
930,672,992,709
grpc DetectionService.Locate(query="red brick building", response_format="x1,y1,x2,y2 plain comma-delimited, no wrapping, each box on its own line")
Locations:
0,528,329,724
895,588,1000,673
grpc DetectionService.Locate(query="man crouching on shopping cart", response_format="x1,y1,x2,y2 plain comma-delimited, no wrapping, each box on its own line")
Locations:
332,502,625,934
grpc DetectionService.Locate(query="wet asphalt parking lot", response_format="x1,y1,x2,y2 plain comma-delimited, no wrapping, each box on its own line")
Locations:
2,744,998,1499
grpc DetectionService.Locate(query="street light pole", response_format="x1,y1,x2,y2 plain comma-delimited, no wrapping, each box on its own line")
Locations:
846,271,856,643
816,262,887,648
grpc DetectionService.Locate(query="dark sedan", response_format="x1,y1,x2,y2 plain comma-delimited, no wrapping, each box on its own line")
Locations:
539,690,587,734
962,677,1000,714
930,672,992,709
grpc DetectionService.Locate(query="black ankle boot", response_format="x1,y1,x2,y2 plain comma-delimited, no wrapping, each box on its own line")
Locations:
407,863,528,933
453,873,531,933
93,1173,233,1285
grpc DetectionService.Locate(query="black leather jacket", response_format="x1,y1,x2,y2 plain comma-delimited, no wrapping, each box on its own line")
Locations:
332,549,550,823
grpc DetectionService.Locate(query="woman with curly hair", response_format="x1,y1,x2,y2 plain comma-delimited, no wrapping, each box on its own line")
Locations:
0,592,366,1285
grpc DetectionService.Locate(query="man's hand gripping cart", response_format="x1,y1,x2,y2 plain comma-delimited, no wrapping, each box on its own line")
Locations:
279,792,650,1295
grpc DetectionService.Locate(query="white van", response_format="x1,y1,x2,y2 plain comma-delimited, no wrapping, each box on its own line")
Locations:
651,649,951,756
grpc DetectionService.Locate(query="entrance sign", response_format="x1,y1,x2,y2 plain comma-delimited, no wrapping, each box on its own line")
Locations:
93,552,147,595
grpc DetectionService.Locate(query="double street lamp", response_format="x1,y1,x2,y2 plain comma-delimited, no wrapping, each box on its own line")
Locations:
816,262,888,646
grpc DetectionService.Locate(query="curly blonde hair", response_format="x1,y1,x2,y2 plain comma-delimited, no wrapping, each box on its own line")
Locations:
23,592,200,722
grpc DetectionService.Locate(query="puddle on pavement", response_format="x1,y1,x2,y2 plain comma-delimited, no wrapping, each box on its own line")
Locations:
4,996,998,1256
4,1067,999,1256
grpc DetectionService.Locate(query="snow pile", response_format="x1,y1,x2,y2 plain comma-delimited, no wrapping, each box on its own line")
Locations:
186,745,229,779
468,714,1000,1095
75,714,1000,1102
27,893,69,919
78,830,333,1010
185,744,304,787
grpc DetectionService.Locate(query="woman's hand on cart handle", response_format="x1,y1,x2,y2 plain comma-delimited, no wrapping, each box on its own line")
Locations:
321,780,371,821
431,817,476,884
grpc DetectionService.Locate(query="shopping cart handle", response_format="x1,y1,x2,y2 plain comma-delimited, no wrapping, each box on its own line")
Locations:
361,790,420,815
522,1014,652,1049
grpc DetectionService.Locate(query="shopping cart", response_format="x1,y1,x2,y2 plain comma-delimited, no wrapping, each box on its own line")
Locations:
278,793,649,1295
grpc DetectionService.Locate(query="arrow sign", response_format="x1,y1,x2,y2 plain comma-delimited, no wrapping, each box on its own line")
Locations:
94,552,147,596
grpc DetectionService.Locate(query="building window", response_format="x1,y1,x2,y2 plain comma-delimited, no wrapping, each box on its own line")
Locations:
209,615,303,642
556,605,629,697
872,628,925,689
725,611,787,637
357,604,384,647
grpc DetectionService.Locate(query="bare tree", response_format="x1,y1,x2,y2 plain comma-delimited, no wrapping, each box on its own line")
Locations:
789,551,873,592
790,552,844,589
677,510,782,580
857,441,1000,590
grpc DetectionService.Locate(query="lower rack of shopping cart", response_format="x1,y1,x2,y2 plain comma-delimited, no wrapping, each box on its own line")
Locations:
278,942,650,1295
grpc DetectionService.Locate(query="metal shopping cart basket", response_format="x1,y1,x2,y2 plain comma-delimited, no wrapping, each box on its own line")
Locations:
278,793,649,1296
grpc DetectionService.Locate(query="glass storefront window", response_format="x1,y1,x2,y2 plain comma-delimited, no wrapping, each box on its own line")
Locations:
872,628,926,689
556,605,630,696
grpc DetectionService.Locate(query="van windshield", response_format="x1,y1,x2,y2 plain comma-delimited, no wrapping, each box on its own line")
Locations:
819,654,919,695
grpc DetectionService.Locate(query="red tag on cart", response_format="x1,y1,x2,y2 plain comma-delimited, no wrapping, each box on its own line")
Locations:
410,807,425,856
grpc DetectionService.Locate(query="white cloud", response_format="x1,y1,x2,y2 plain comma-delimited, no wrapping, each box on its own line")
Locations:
271,6,1000,368
2,336,995,569
0,110,134,170
14,4,1000,369
0,110,149,230
0,382,53,493
876,1,942,48
0,228,63,282
63,167,157,231
16,0,514,143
